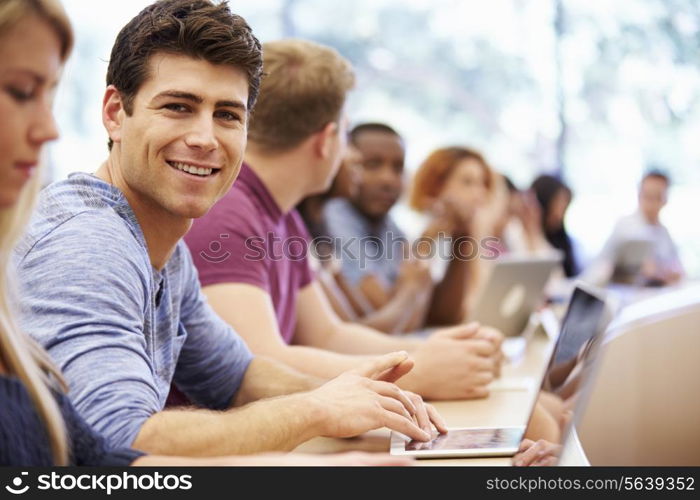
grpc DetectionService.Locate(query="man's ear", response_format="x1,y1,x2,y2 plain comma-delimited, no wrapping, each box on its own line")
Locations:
314,121,339,160
102,85,126,147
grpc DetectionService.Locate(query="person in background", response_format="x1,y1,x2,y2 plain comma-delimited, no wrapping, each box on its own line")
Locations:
322,124,434,331
185,41,503,402
325,126,487,329
496,176,553,257
0,0,410,467
409,146,507,319
588,169,684,286
298,145,380,322
531,174,579,278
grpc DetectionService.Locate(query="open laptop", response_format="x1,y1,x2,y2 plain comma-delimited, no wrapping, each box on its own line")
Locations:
610,239,653,285
390,284,608,458
470,255,562,337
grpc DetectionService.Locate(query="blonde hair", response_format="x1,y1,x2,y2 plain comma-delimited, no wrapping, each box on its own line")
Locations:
0,0,73,465
248,38,355,153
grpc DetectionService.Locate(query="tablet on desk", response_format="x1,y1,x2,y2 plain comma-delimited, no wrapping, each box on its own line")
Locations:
390,426,524,458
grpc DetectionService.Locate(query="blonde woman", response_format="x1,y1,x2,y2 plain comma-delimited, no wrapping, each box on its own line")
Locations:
0,0,408,467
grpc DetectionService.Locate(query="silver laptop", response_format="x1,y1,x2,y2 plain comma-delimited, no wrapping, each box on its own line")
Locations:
610,239,653,285
391,284,609,459
470,255,562,337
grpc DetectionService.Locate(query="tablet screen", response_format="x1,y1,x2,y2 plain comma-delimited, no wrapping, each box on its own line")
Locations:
405,427,523,452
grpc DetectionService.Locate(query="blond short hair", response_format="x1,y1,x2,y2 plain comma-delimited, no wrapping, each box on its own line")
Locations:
248,38,355,153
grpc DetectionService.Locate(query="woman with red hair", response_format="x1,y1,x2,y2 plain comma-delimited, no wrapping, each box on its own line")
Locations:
409,146,508,319
411,147,495,222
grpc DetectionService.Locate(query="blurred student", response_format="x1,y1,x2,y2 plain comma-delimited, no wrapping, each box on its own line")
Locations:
0,0,411,467
185,41,502,402
14,0,440,458
324,128,485,328
592,170,684,286
409,146,507,317
531,174,579,277
496,176,553,256
323,124,423,317
298,146,388,324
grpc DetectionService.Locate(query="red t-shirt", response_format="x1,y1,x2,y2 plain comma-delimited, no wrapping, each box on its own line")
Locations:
185,163,314,344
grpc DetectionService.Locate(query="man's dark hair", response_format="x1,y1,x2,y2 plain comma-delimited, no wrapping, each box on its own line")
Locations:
349,123,402,146
642,168,671,186
106,0,262,149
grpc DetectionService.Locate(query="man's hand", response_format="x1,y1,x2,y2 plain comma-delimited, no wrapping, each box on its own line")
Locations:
470,324,505,377
305,352,446,442
512,439,562,466
405,390,448,435
405,323,504,400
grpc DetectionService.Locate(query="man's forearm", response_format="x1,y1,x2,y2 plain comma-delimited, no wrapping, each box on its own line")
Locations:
132,392,323,456
232,357,324,406
233,353,366,400
322,321,421,355
427,243,471,325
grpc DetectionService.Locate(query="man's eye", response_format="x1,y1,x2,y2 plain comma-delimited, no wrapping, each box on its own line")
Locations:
215,110,241,122
164,103,188,112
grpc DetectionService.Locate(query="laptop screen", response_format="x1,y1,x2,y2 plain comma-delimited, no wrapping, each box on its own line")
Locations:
552,287,607,366
522,285,607,442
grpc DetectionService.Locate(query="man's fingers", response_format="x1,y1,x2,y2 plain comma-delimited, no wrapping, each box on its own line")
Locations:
530,443,562,466
376,358,414,383
383,411,431,442
370,380,417,415
513,446,538,466
518,439,535,452
354,351,410,379
435,322,480,340
426,403,449,434
474,370,495,386
470,355,498,372
465,339,500,357
379,396,413,421
513,440,556,467
407,394,431,433
474,326,505,346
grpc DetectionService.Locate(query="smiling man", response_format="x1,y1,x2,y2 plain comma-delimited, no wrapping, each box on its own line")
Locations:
13,0,441,456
